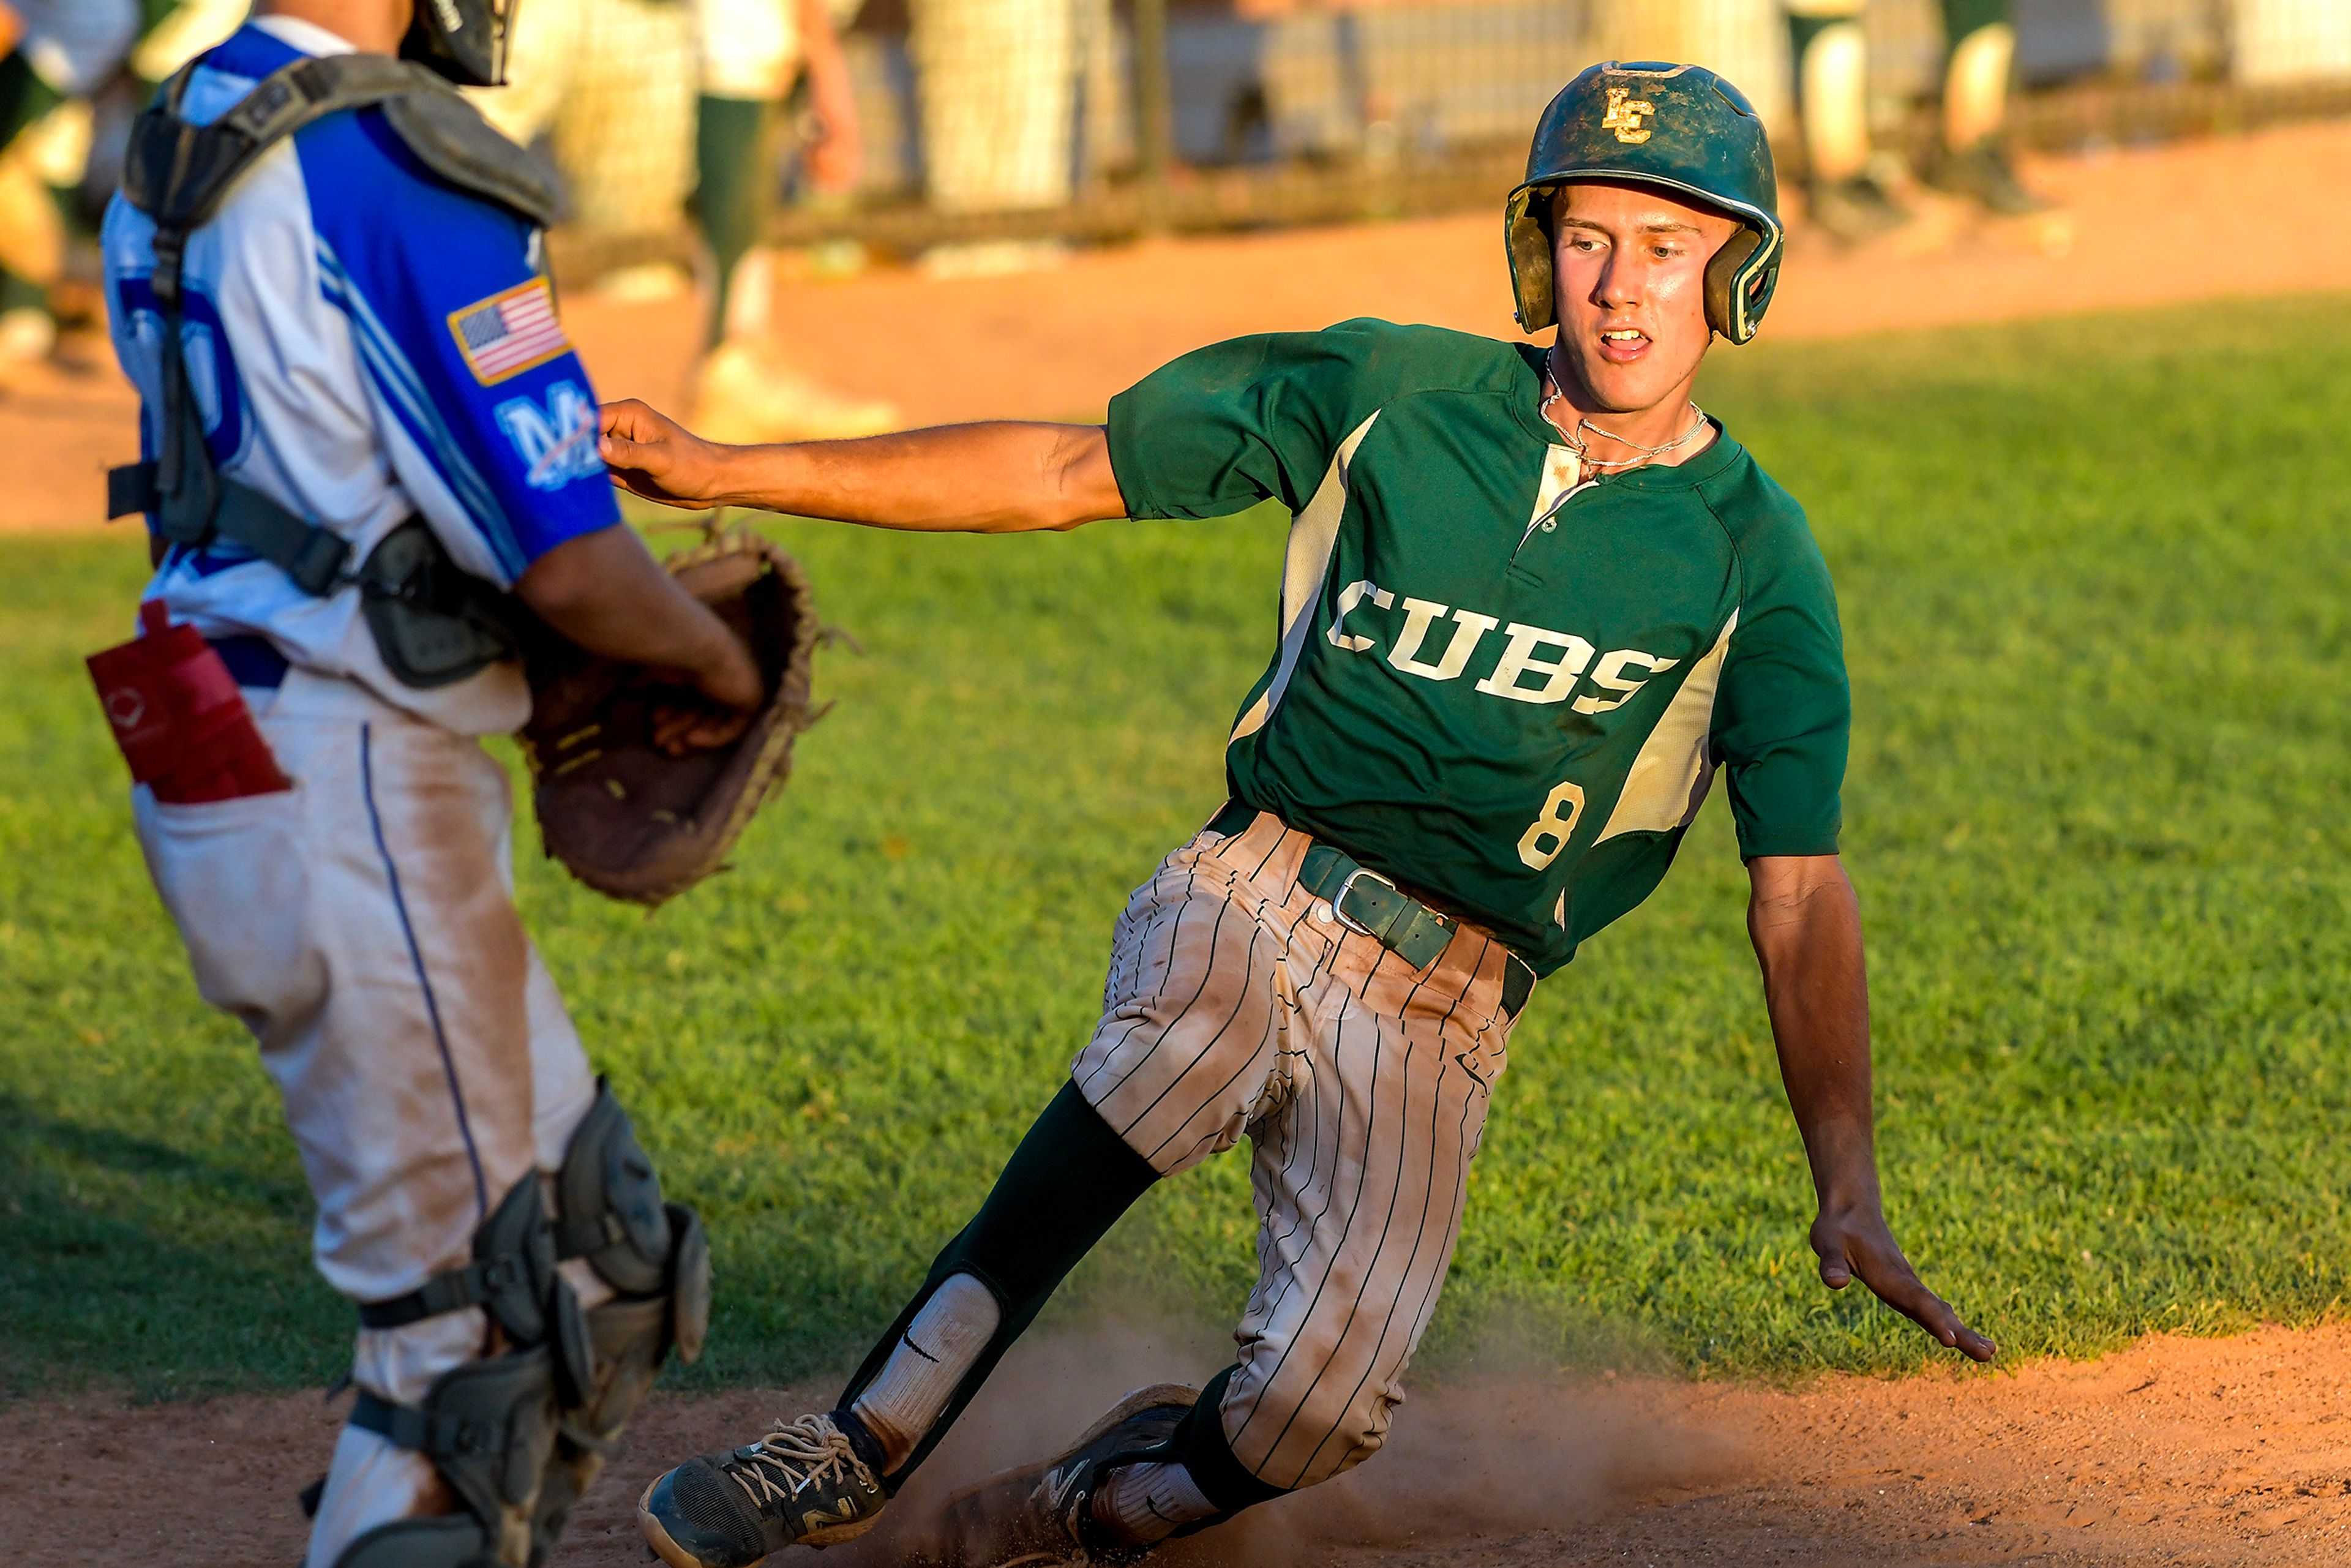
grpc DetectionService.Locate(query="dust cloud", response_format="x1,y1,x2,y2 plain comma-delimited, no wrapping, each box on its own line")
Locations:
814,1308,1745,1567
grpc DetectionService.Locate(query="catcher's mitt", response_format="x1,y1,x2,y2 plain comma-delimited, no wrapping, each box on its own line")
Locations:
520,527,820,906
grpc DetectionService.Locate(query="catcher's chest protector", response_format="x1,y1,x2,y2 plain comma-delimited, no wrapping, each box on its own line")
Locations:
520,528,823,907
108,51,563,689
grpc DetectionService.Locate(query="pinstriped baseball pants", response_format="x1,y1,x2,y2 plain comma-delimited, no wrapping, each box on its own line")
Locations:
1071,808,1524,1492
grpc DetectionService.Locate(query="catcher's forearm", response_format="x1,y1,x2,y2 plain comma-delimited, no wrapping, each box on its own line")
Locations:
1747,855,1882,1211
517,524,761,705
700,422,1126,533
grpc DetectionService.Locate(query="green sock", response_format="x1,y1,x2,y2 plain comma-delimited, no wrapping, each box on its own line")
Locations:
1787,12,1842,73
0,50,67,154
1939,0,2008,47
0,269,44,317
692,93,776,348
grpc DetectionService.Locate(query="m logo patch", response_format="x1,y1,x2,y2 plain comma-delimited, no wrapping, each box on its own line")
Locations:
1601,86,1654,144
496,381,603,490
447,278,571,385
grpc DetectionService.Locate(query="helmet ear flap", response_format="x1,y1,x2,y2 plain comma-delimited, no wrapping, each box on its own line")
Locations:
1703,226,1763,345
1505,185,1558,334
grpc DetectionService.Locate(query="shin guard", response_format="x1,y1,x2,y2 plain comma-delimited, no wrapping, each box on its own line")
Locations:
834,1081,1158,1489
530,1084,711,1563
336,1346,560,1567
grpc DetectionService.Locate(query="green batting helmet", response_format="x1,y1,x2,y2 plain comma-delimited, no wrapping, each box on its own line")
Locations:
1505,61,1784,345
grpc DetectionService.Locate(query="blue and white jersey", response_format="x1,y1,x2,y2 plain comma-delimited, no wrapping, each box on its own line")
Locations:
103,16,621,735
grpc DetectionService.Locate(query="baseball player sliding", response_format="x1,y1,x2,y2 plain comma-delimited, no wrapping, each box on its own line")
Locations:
97,2,759,1564
606,61,1995,1568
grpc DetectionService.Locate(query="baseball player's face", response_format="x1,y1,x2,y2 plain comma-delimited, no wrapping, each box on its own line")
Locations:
1548,181,1738,415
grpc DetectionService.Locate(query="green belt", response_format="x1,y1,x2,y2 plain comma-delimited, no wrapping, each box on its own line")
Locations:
1207,799,1536,1018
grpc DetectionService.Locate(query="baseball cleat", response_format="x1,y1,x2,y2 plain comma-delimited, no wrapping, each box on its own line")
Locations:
930,1383,1201,1567
1925,141,2050,217
1805,171,1911,246
637,1411,887,1568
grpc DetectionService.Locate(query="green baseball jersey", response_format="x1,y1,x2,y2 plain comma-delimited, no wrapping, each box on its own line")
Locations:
1106,318,1849,976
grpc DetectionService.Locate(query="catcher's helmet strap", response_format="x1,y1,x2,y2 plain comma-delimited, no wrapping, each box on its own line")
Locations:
402,0,517,88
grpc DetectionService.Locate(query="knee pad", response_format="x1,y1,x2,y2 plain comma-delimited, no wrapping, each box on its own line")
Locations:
550,1081,711,1360
549,1081,711,1371
528,1083,711,1563
336,1345,560,1567
555,1079,681,1296
359,1174,571,1354
339,1082,709,1567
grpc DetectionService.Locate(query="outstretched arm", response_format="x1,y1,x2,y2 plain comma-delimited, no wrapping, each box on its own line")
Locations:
599,399,1127,534
1747,853,1997,1362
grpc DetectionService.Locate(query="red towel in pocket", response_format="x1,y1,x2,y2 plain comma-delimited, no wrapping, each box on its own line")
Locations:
88,602,293,805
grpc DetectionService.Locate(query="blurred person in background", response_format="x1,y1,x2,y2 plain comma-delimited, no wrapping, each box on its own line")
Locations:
1924,0,2044,212
1783,0,1905,241
691,0,896,441
0,0,138,378
912,0,1075,274
472,0,703,265
132,0,257,83
0,0,248,382
474,0,893,442
1783,0,2045,244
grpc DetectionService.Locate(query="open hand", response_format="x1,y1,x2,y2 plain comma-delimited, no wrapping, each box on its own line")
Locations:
602,399,729,510
1813,1201,1997,1362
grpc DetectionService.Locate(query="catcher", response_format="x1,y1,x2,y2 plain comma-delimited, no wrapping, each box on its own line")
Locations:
91,1,808,1564
609,59,1995,1568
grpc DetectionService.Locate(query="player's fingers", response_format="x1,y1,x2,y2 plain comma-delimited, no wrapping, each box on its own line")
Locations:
599,427,659,475
1859,1255,1998,1363
1809,1219,1853,1289
599,402,677,464
686,710,756,750
651,703,754,756
1894,1283,1998,1362
651,705,698,752
599,397,664,441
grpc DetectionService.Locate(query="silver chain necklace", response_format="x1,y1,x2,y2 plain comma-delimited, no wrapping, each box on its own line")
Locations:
1542,345,1710,470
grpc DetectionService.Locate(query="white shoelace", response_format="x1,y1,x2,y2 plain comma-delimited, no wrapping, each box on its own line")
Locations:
730,1413,864,1508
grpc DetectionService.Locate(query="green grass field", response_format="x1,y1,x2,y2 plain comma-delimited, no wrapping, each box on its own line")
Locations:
5,296,2348,1403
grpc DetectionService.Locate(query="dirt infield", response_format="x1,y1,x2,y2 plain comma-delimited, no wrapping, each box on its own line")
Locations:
10,118,2351,531
12,1321,2349,1567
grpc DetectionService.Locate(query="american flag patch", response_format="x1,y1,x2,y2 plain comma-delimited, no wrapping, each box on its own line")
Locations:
446,279,570,386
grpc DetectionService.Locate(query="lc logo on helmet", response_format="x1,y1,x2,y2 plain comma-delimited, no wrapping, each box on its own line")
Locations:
1601,88,1654,144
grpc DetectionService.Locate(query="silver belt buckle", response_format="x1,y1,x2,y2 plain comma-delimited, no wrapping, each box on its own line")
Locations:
1332,865,1397,940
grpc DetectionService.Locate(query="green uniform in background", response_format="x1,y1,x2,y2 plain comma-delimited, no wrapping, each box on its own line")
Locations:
1108,317,1850,974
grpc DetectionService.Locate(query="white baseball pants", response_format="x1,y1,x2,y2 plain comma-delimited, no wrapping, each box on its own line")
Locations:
132,670,601,1566
1072,808,1523,1492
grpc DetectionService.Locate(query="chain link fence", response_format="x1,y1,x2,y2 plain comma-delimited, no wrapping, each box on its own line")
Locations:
741,0,2351,252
